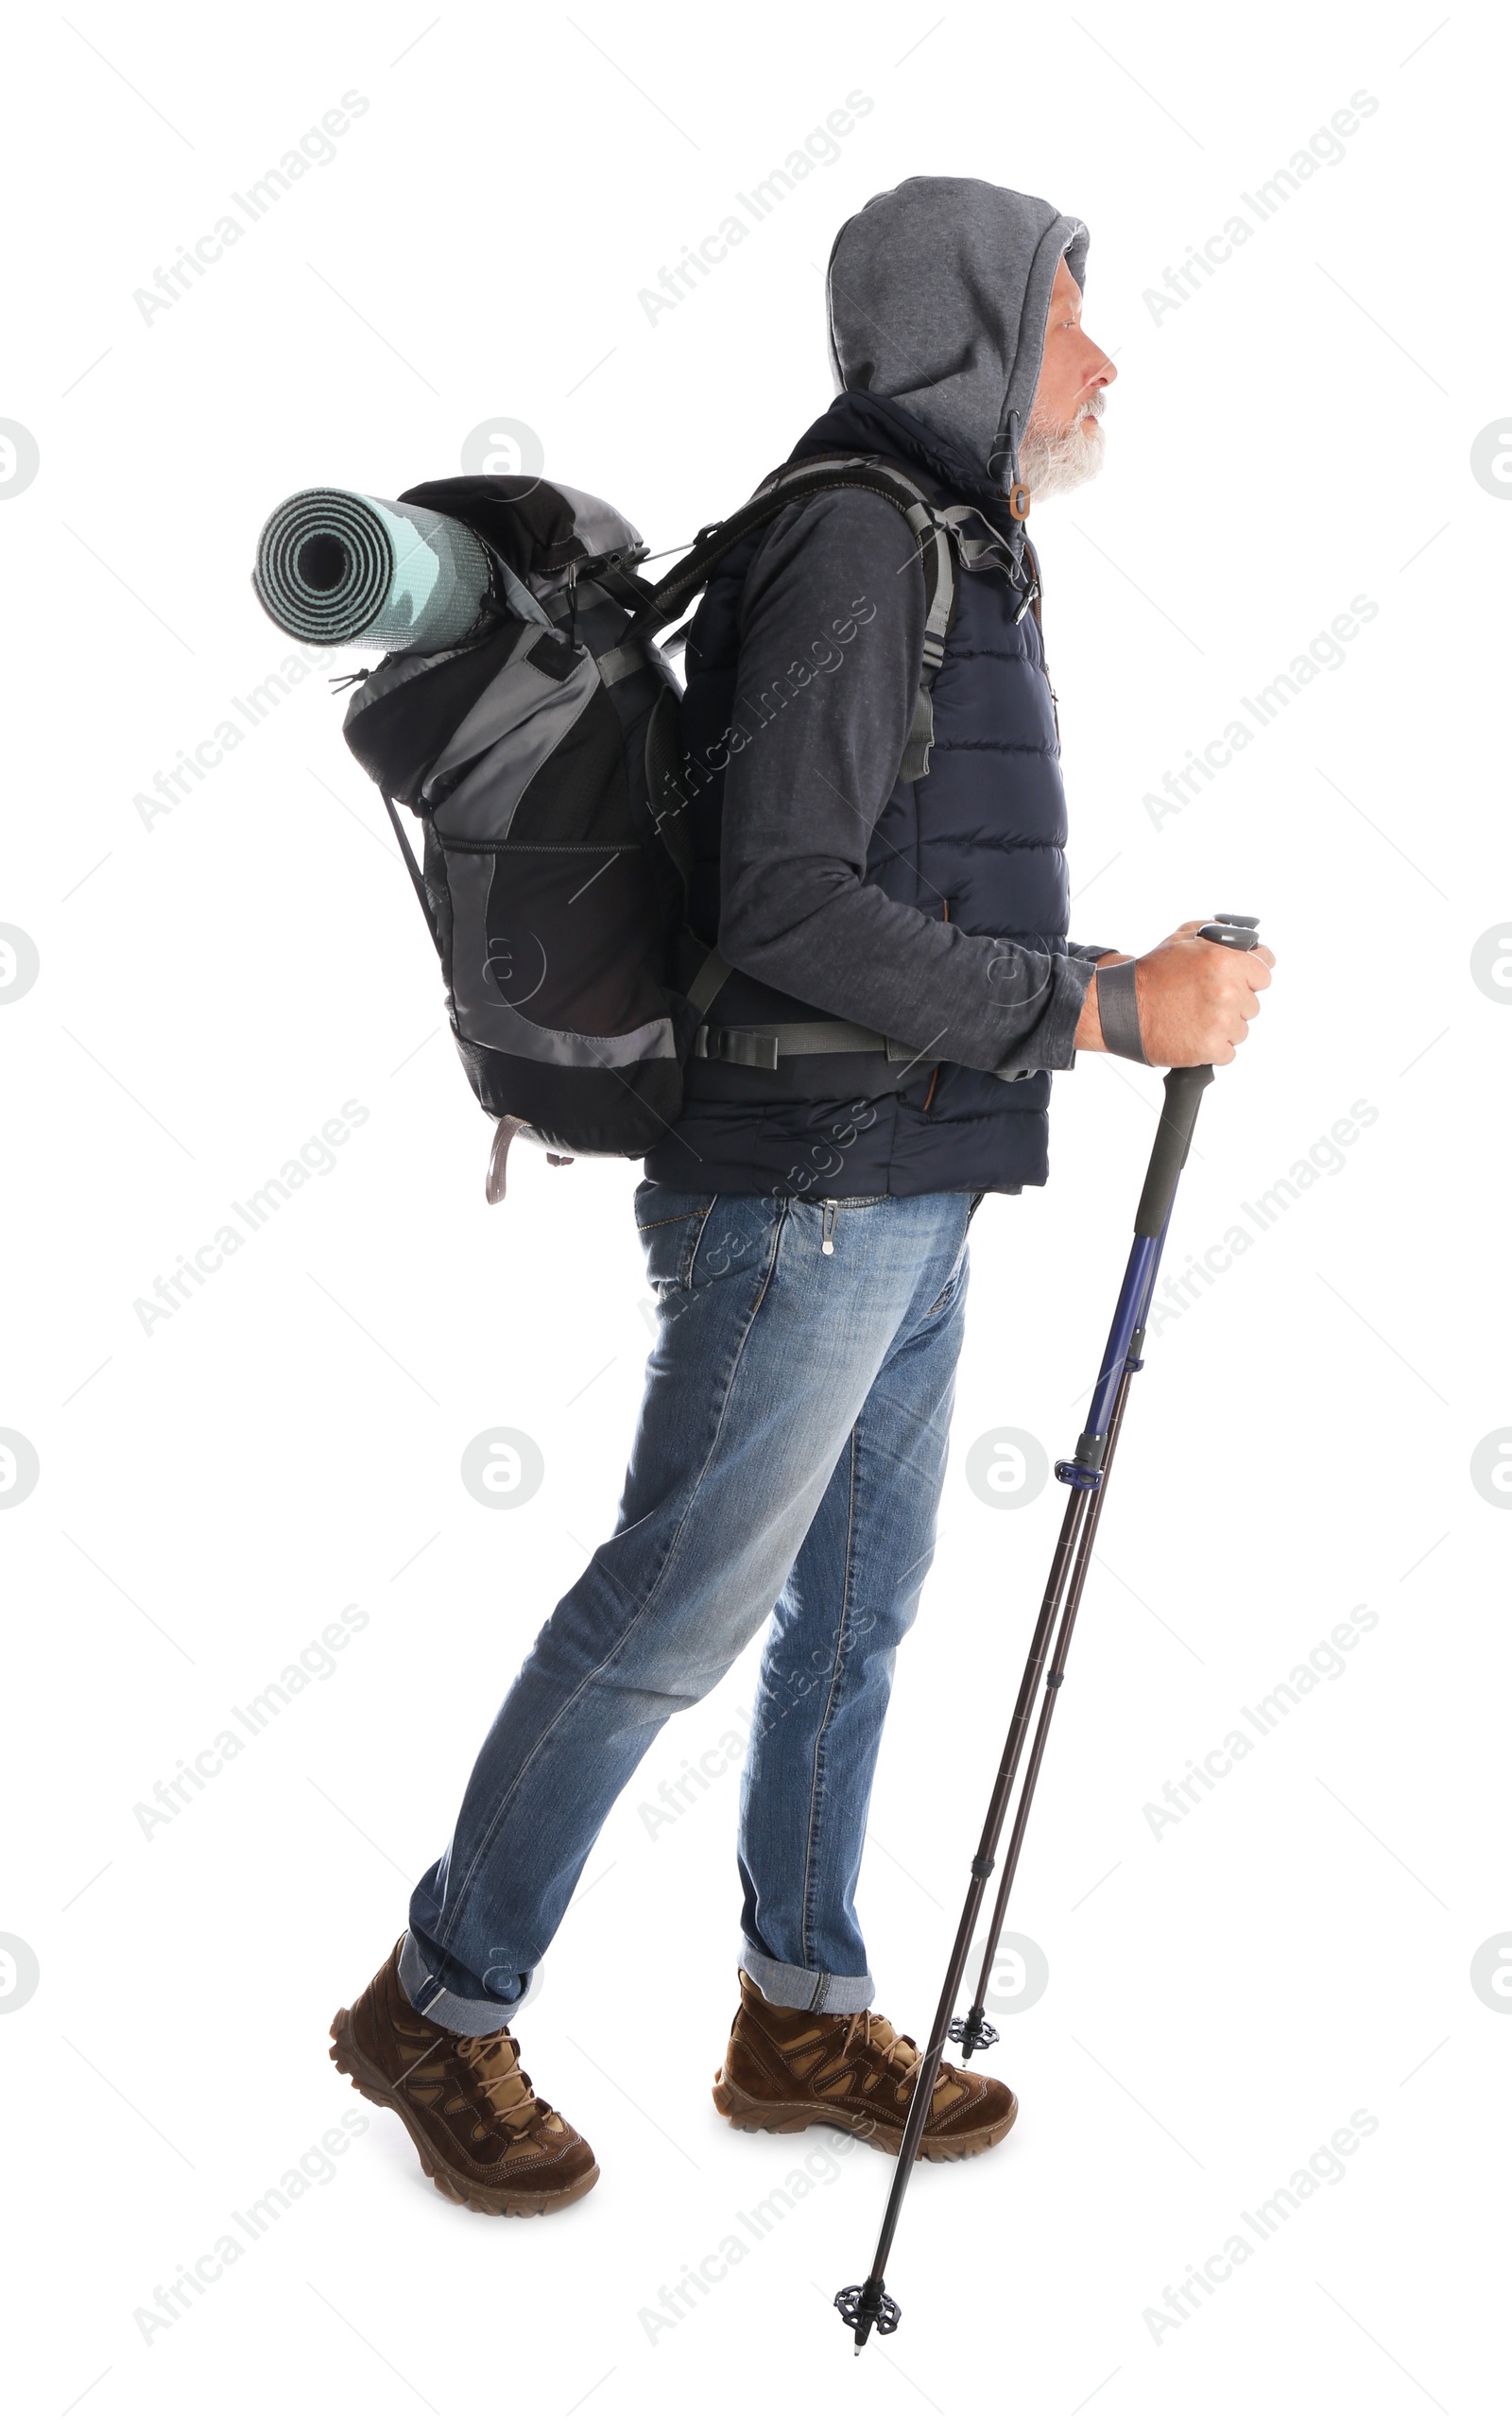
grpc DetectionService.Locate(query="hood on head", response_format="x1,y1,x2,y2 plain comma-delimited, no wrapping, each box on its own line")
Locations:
824,175,1088,489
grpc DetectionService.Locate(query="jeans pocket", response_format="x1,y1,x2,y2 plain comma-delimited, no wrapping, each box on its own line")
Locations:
637,1188,716,1298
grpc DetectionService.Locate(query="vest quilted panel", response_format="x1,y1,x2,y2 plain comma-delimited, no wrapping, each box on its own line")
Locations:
650,389,1074,1198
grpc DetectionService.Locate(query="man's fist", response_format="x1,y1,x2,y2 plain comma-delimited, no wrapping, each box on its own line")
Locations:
1076,922,1275,1065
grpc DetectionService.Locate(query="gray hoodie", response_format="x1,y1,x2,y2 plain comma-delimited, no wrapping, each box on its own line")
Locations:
696,177,1103,1112
825,174,1089,486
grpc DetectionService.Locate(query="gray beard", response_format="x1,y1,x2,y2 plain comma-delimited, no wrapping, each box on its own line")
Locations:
1018,401,1106,503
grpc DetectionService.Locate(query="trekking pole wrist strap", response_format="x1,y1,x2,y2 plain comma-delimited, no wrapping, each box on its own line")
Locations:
1095,957,1147,1063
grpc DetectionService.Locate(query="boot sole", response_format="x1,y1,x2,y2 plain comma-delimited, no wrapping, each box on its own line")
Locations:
711,2069,1018,2161
329,2007,599,2218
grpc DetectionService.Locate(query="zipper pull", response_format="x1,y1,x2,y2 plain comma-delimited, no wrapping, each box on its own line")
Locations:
1012,580,1040,627
821,1200,837,1255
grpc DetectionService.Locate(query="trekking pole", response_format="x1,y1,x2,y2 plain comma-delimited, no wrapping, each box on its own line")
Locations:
835,917,1261,2349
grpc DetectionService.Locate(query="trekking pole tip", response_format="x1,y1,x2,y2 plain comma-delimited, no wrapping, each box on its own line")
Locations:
834,2278,901,2347
948,2007,1000,2061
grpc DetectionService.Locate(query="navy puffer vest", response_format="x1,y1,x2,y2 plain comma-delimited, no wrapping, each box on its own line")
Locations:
654,389,1071,1200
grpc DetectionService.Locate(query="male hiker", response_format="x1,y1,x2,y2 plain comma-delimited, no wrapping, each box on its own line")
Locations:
330,174,1273,2214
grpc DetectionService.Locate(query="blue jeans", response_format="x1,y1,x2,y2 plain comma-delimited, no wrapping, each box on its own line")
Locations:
402,1182,975,2032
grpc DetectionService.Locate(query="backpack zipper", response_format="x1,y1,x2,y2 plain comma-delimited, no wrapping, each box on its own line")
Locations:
431,837,644,854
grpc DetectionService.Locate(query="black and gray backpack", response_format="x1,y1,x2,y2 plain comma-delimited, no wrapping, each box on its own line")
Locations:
337,457,974,1197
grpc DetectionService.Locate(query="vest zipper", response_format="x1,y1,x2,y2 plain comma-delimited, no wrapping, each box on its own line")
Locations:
921,903,947,1113
821,1200,837,1255
1022,537,1059,745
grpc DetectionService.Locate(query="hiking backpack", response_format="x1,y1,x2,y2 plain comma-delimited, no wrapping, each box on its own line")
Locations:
337,457,1018,1196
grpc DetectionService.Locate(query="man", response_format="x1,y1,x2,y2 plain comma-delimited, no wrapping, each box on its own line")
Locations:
331,175,1272,2216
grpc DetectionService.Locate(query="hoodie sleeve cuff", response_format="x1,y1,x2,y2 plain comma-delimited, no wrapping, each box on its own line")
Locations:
992,952,1101,1079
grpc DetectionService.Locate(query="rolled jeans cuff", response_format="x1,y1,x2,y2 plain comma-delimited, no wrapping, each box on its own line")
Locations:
738,1939,874,2014
398,1929,529,2034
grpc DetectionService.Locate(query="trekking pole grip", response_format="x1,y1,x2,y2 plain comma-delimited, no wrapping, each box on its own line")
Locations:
1133,1066,1211,1238
1131,916,1259,1241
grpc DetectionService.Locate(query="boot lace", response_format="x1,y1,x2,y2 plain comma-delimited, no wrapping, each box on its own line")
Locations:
455,2028,561,2134
840,2009,966,2097
400,2021,560,2138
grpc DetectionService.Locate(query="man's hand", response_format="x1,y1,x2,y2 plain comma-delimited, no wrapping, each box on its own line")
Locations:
1075,923,1275,1065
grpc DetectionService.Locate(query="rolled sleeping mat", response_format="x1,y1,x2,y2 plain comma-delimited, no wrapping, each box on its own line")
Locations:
252,487,494,652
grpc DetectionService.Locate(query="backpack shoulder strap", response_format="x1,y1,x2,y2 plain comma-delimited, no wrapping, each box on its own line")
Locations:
636,455,961,781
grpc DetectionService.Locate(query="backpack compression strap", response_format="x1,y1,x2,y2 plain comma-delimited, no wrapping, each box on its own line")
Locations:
381,787,442,954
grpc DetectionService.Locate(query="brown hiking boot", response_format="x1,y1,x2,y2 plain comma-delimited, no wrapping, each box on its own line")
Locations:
330,1938,597,2216
713,1969,1017,2160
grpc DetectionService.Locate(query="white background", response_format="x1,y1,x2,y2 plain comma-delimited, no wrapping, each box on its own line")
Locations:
3,2,1507,2426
